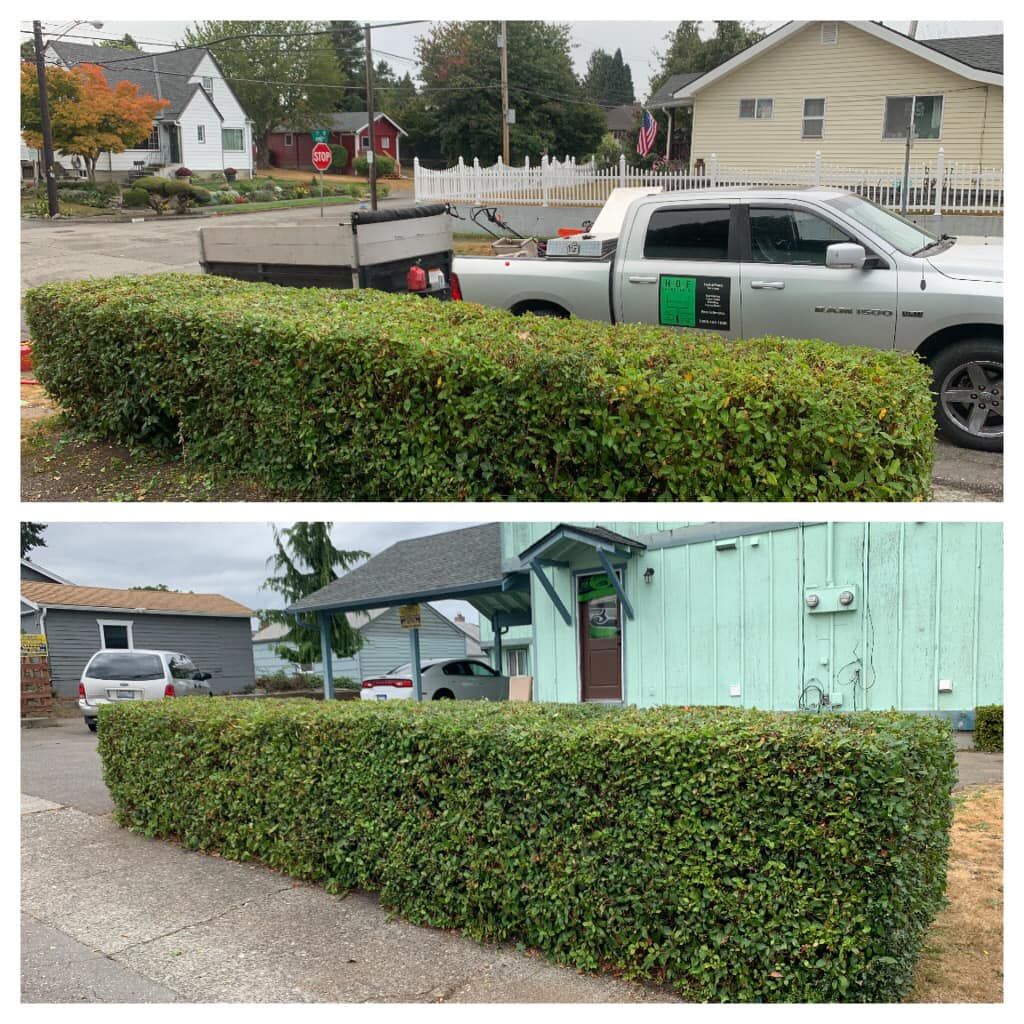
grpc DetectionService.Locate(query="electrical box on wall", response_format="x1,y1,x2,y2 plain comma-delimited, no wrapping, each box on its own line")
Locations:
804,585,858,613
729,684,741,697
938,678,953,693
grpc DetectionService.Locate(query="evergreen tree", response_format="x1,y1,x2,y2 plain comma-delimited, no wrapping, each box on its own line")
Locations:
21,522,47,558
329,20,365,108
260,524,368,669
607,49,635,104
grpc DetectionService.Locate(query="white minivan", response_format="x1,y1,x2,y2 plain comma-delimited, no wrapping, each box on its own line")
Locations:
78,649,213,732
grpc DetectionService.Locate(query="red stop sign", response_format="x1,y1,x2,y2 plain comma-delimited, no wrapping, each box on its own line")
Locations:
311,142,332,172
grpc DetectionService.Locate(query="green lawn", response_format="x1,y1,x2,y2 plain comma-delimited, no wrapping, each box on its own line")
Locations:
209,194,361,215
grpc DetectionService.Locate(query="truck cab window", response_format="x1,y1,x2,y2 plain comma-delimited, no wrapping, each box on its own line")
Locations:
749,207,852,265
643,208,731,261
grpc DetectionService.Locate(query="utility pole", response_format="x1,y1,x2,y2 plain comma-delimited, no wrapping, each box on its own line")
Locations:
364,23,378,211
499,22,510,163
32,20,60,219
901,120,915,215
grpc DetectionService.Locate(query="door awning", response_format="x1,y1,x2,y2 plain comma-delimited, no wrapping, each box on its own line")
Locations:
517,524,645,626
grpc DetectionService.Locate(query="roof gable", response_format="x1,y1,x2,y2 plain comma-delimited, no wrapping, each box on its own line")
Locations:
46,42,215,117
667,21,1003,102
20,558,73,584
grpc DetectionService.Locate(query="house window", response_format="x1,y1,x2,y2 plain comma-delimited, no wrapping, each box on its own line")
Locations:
197,124,206,144
802,98,826,139
139,126,160,151
98,620,133,650
284,133,294,147
739,97,773,120
222,128,244,151
820,22,839,45
643,207,732,261
507,648,529,676
360,135,370,151
883,95,943,140
201,75,213,95
381,135,390,149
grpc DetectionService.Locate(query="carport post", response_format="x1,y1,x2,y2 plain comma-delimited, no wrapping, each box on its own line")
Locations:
317,611,335,700
491,615,503,673
409,627,423,701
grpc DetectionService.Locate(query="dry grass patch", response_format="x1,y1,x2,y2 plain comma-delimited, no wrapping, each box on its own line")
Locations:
909,784,1003,1002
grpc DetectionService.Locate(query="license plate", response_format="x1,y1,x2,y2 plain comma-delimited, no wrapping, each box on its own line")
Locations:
109,690,138,700
376,693,388,701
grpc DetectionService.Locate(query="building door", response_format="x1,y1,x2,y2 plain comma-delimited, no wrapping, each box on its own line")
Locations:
578,571,623,702
167,124,181,165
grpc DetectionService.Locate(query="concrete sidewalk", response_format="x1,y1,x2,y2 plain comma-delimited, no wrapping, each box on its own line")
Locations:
21,795,672,1004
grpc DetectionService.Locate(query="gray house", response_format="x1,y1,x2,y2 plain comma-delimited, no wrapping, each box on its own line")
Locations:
253,603,480,682
21,577,255,697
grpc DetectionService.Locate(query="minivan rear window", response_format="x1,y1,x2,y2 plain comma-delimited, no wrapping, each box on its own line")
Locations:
86,652,164,680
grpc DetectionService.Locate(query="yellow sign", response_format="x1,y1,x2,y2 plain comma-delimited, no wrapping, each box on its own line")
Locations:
21,633,48,657
399,604,421,630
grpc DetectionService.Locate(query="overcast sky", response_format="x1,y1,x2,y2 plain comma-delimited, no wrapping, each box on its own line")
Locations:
27,522,487,625
23,19,1003,100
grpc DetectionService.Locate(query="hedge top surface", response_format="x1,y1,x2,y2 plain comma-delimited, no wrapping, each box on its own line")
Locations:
25,273,935,501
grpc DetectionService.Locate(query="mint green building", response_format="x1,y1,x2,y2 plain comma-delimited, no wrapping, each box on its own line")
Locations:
481,521,1001,727
294,521,1001,729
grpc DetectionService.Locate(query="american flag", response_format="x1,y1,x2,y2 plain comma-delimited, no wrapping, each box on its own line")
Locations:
636,109,658,156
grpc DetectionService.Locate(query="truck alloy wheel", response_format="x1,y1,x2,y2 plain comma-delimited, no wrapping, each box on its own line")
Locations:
931,339,1003,452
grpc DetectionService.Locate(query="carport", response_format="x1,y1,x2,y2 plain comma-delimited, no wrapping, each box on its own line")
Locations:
287,523,531,699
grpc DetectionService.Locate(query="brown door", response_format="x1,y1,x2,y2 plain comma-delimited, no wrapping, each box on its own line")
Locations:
578,572,623,701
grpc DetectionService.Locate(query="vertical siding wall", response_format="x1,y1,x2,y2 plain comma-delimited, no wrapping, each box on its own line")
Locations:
524,522,1001,715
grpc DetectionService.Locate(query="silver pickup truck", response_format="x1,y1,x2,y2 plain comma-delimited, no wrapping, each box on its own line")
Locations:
452,188,1003,451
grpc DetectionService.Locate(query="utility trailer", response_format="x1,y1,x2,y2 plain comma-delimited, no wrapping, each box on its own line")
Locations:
198,203,454,298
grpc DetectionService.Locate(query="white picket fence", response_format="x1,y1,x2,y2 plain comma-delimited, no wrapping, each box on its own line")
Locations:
414,149,1003,215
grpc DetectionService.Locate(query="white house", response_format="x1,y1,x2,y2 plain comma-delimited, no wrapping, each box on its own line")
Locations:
23,41,255,181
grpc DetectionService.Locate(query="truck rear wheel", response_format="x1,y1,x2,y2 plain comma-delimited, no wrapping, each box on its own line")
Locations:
930,339,1003,452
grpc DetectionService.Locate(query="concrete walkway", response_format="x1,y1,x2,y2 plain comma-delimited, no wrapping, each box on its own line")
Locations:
21,795,671,1003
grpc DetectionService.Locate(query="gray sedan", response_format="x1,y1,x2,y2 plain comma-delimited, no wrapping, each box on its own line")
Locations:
359,657,509,701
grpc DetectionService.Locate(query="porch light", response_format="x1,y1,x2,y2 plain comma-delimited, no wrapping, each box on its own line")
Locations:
643,568,655,584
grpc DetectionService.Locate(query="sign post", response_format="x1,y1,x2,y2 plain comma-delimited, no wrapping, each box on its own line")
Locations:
311,141,333,218
400,604,423,701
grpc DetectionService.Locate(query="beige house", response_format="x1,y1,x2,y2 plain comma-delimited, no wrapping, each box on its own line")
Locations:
653,21,1002,172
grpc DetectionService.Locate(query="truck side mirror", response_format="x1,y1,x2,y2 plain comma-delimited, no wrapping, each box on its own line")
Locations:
825,243,867,270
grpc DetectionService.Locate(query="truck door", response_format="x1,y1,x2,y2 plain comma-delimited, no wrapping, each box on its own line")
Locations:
740,203,898,349
617,204,741,339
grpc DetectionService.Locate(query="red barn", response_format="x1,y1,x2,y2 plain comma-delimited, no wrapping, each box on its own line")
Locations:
267,112,406,175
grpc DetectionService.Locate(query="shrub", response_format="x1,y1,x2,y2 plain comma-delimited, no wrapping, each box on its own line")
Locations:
175,166,193,178
97,701,956,1002
55,188,106,208
122,187,150,208
249,189,274,203
328,144,349,172
353,152,395,178
24,273,936,500
973,704,1002,752
236,179,256,194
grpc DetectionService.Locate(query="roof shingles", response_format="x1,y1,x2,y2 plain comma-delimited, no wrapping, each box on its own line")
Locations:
22,582,252,617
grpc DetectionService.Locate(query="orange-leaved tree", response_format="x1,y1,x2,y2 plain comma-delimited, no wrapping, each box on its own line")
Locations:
21,62,168,180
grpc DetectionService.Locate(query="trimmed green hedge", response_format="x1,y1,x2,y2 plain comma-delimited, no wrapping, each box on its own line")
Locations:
98,701,955,1002
974,704,1002,752
24,273,935,500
